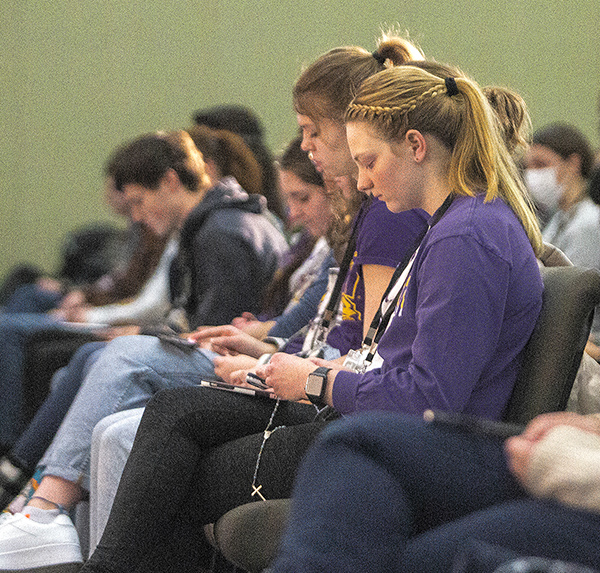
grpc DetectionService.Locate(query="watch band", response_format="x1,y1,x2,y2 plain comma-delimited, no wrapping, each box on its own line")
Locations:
305,366,332,408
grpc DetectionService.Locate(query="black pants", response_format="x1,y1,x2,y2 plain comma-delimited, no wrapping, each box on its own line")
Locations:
82,385,325,572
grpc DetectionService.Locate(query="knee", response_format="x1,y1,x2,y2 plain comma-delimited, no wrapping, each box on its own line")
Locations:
141,386,207,432
317,413,427,459
103,334,155,356
93,335,159,370
98,415,142,458
144,387,192,416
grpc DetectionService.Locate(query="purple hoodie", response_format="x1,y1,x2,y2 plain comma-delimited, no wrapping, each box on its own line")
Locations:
334,194,543,420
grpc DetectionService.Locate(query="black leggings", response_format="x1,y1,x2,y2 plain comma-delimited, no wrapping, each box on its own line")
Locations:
81,385,325,572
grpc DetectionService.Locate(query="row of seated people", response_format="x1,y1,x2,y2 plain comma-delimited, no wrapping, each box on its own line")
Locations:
0,31,599,573
0,125,330,484
0,108,291,452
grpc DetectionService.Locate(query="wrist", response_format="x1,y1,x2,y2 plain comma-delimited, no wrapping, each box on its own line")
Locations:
324,369,336,406
253,341,278,358
305,366,332,408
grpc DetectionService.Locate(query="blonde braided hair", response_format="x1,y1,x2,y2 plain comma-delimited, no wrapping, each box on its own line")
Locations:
345,66,543,254
347,83,449,123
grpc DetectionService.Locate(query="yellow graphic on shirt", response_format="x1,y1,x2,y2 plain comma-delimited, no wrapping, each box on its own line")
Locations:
340,256,362,322
395,275,412,318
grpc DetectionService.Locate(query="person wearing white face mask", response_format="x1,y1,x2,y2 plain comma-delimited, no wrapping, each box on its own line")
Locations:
524,123,597,249
524,122,600,359
523,166,565,223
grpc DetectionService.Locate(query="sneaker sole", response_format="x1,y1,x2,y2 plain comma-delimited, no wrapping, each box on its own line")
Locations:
0,564,81,573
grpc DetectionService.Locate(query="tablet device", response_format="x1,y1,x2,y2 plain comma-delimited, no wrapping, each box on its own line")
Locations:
199,379,275,399
155,333,197,351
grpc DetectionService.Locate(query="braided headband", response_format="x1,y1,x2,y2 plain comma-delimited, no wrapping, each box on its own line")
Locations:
347,76,461,120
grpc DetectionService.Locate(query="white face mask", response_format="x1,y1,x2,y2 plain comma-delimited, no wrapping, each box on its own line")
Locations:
524,167,565,214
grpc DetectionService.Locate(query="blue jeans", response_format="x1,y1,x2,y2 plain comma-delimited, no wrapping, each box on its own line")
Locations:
271,413,600,572
0,312,66,446
2,284,62,314
11,341,107,469
40,335,219,490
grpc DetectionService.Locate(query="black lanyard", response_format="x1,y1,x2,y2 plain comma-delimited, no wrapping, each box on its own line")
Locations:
285,195,372,356
314,195,371,334
361,194,455,363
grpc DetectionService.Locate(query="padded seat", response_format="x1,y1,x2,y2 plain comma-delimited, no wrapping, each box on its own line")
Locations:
503,265,600,423
22,329,100,424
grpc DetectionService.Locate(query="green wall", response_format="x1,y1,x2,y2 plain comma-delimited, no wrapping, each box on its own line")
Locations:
2,0,599,279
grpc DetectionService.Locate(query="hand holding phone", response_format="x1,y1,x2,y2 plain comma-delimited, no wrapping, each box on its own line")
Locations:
245,372,269,390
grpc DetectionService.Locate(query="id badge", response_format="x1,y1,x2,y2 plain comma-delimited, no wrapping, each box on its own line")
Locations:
343,347,370,374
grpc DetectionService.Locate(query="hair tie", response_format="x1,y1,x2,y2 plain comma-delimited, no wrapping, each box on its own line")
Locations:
445,77,459,97
372,51,387,66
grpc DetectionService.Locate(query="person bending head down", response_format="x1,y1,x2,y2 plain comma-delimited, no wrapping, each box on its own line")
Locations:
293,33,424,181
345,65,542,254
110,131,211,237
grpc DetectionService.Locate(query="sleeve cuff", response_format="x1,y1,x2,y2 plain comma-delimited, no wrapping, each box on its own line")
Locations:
262,337,288,351
331,370,362,414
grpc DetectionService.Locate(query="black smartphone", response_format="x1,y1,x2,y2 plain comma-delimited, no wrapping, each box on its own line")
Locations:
156,333,197,351
423,409,524,440
245,372,269,390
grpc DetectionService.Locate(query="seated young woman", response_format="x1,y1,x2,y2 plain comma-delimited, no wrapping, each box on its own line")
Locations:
75,44,543,573
522,122,600,361
265,66,552,573
0,35,432,572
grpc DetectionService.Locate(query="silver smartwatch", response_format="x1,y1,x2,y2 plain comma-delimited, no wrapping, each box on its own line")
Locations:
305,366,332,408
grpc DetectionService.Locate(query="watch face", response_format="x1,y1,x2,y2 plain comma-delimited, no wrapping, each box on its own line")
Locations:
306,373,324,397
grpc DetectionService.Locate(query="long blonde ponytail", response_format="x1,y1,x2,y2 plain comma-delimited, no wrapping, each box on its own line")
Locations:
346,66,543,254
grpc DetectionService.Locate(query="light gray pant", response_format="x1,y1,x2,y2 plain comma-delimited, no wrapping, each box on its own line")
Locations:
89,409,143,554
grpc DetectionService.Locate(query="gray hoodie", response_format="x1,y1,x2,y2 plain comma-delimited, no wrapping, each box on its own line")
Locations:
169,176,288,329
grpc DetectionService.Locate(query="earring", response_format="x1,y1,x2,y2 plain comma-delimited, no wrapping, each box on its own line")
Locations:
308,151,314,161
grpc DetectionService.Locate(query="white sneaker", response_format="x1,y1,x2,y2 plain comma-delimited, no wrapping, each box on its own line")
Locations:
0,511,82,572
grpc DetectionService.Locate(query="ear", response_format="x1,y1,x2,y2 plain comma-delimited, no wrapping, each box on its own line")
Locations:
405,130,427,163
161,168,181,192
565,152,582,177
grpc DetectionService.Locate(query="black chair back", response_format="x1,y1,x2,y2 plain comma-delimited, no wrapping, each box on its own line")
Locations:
503,266,600,424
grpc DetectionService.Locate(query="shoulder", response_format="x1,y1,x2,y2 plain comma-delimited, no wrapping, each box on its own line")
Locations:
196,208,287,262
571,199,600,227
199,202,268,235
425,194,534,266
360,197,428,234
355,198,429,267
